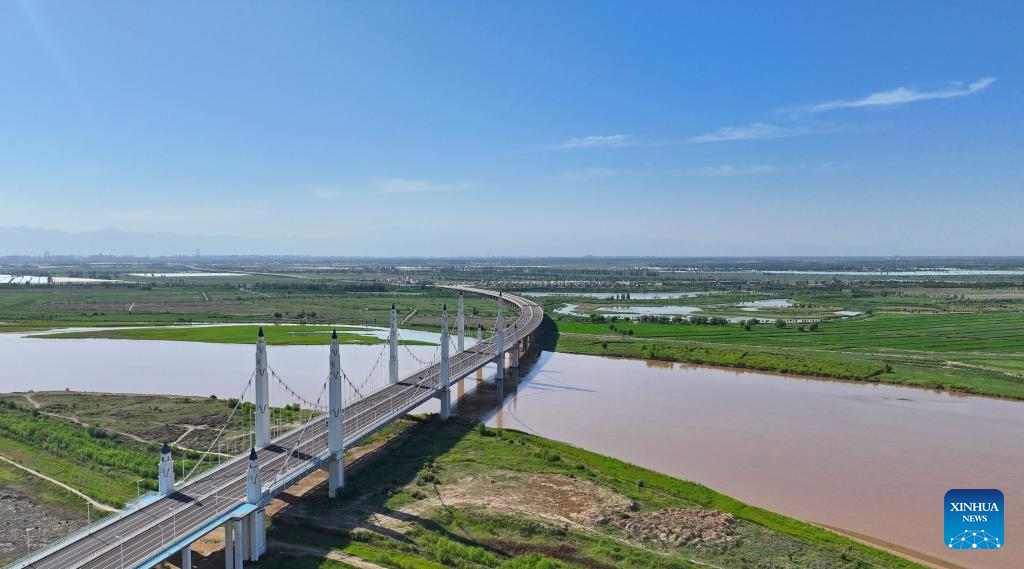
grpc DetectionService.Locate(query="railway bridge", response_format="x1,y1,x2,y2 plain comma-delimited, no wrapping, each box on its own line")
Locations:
10,286,543,569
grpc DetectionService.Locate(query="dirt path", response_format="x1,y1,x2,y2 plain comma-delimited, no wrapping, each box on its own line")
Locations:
173,425,200,445
19,394,150,444
0,454,118,512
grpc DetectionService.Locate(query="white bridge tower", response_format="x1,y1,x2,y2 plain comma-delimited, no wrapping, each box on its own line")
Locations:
328,330,345,497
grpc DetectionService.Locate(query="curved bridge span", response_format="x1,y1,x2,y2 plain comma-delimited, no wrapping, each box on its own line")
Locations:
13,286,543,569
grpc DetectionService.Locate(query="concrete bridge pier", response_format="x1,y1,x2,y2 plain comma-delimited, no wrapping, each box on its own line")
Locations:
328,330,345,497
438,304,451,420
223,519,243,569
181,544,191,568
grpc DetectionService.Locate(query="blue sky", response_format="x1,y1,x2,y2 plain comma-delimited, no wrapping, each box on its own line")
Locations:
1,1,1021,256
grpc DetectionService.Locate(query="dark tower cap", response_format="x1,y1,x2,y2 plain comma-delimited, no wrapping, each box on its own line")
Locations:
392,302,396,310
332,329,338,339
162,442,170,454
443,303,447,310
249,447,258,461
258,326,265,338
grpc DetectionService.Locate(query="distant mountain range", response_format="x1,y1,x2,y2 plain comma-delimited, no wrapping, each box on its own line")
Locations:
0,227,323,256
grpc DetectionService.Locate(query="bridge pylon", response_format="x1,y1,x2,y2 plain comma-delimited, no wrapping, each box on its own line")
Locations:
328,330,345,497
457,293,465,351
255,327,270,448
158,441,175,495
244,448,266,561
495,294,505,380
439,304,451,420
511,324,520,368
389,303,399,384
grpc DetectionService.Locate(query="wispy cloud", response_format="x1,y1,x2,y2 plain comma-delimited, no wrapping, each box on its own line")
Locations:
786,77,996,116
532,134,636,151
309,186,345,199
683,164,778,176
689,122,826,144
375,178,472,194
558,167,617,181
693,77,994,144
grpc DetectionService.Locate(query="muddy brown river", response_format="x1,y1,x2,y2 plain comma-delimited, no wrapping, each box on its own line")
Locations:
473,352,1022,569
1,332,1019,568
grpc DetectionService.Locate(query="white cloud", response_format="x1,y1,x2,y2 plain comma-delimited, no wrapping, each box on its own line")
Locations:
789,77,996,115
689,122,818,143
375,178,472,194
532,134,636,151
559,167,617,181
684,165,778,176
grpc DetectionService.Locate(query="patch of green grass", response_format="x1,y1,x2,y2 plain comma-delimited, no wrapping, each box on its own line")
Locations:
0,407,208,506
0,458,93,518
280,416,924,569
553,312,1024,399
34,325,435,346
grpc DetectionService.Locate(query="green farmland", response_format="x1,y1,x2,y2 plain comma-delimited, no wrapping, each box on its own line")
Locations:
550,311,1024,399
35,325,435,346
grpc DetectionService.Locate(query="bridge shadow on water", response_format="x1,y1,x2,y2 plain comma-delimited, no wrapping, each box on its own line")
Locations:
241,345,551,567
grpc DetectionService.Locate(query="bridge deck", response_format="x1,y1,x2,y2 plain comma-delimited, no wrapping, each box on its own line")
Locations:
14,286,542,569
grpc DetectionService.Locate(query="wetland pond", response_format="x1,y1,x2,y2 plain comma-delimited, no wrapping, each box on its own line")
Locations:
1,331,1019,569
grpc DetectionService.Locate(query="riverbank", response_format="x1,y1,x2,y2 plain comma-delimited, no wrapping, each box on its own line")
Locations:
545,314,1024,400
32,324,435,346
0,392,926,568
251,414,925,569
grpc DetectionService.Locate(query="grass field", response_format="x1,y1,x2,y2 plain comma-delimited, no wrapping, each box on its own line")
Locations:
0,285,498,331
550,311,1024,398
34,324,435,346
3,272,1024,400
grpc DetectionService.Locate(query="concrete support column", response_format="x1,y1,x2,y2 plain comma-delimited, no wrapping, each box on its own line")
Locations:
254,328,270,448
328,330,344,497
181,544,192,569
233,520,244,569
388,303,399,384
248,510,265,560
223,522,237,569
495,295,505,380
439,304,451,420
241,516,251,561
511,340,520,368
456,293,465,351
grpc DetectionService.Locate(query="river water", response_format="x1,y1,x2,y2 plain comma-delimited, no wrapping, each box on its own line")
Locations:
1,332,1019,569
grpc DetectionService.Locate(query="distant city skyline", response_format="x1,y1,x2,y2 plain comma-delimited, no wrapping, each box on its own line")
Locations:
1,2,1022,256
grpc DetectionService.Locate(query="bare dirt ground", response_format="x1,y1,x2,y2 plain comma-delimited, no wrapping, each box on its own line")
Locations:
616,508,736,548
0,485,85,564
404,471,635,529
